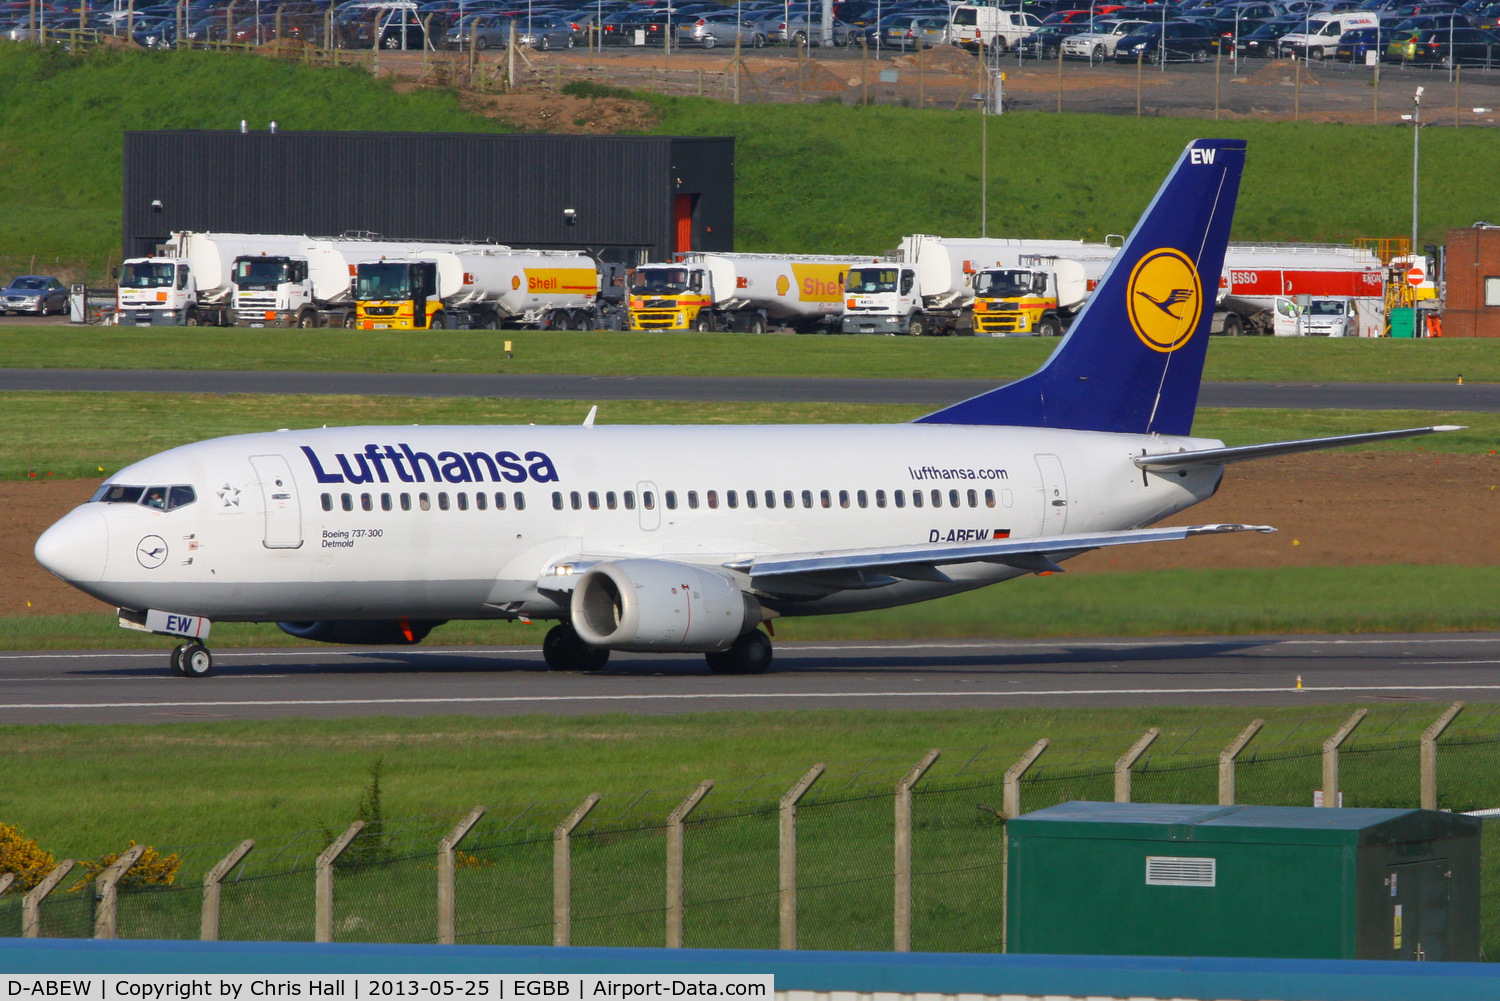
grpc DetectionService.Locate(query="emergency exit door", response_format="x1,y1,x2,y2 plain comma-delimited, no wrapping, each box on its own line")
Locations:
1388,859,1451,961
250,454,303,549
1035,454,1069,535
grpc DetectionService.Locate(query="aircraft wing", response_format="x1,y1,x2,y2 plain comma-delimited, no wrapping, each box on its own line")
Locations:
1135,426,1463,472
736,523,1274,584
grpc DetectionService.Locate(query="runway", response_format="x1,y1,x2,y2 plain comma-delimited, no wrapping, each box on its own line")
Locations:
3,369,1495,411
3,633,1498,724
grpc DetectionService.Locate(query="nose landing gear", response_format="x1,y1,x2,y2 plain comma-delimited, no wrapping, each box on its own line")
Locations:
170,641,214,678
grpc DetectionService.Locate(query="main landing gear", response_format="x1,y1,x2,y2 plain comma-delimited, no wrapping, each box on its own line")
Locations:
543,623,611,671
705,629,773,675
169,641,214,678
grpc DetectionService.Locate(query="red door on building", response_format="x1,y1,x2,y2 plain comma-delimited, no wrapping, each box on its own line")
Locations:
675,194,695,255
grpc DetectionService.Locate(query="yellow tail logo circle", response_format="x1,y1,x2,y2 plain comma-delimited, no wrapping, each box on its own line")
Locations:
1127,248,1202,353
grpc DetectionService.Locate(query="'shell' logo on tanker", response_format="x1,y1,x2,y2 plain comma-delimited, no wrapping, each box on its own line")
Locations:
789,264,850,303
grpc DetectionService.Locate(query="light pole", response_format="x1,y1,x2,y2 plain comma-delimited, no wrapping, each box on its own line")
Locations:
1412,85,1423,257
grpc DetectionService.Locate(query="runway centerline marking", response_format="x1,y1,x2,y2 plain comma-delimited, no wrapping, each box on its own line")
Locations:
5,683,1500,711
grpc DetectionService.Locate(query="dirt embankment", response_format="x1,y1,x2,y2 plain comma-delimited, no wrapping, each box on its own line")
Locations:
8,452,1498,618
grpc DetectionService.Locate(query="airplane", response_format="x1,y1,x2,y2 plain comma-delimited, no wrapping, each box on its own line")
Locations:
35,138,1457,679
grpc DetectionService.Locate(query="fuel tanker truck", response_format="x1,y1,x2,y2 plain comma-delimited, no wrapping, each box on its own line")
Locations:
232,237,447,329
354,247,600,330
627,252,885,333
116,232,307,326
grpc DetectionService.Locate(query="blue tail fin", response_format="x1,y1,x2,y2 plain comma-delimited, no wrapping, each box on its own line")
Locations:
917,138,1246,436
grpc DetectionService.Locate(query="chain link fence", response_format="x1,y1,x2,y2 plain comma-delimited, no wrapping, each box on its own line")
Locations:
6,705,1500,957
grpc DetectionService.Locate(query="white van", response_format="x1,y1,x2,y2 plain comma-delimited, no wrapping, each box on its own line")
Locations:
1276,12,1378,58
949,5,1042,53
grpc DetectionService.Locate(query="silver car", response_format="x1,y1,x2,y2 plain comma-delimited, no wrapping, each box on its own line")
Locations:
677,10,766,47
1,275,68,316
517,12,574,47
1060,18,1150,59
771,11,855,45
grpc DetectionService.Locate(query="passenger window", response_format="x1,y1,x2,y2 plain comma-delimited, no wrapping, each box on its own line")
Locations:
141,487,168,510
341,493,353,512
819,489,830,509
514,492,526,511
875,489,886,508
176,265,190,291
894,490,905,508
744,490,756,509
665,490,678,510
856,490,867,509
476,492,487,511
167,485,196,510
688,491,700,509
912,490,923,509
899,271,915,295
381,493,393,512
321,493,332,512
839,490,850,509
457,493,468,511
494,491,506,510
552,491,564,511
708,490,720,509
950,489,960,508
985,489,996,508
401,493,412,511
419,493,431,511
765,491,776,509
967,489,977,508
588,491,600,510
362,493,373,512
932,489,943,508
624,491,636,510
643,491,655,510
606,491,617,510
783,490,794,509
438,492,450,511
801,490,813,509
570,491,582,511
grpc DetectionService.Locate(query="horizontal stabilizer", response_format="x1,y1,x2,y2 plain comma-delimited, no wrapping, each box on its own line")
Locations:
1135,426,1464,472
743,523,1274,581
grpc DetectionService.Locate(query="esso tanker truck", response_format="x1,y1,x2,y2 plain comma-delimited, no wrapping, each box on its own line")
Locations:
1216,243,1387,337
116,232,306,326
354,248,600,330
232,237,451,329
627,253,882,333
842,234,1121,335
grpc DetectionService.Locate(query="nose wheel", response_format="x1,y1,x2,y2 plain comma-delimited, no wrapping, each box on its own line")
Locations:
170,642,214,678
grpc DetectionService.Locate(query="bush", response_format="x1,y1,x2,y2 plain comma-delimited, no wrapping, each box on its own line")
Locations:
69,841,181,890
0,821,58,891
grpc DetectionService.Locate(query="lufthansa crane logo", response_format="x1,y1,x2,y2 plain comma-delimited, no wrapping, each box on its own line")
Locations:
136,535,168,570
1126,248,1202,353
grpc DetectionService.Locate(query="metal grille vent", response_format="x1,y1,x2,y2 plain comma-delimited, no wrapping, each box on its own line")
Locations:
1145,856,1216,887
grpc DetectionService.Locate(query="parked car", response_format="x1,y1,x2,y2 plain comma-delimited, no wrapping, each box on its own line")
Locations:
677,9,766,46
1235,13,1301,53
771,11,856,44
1020,19,1092,54
1389,23,1500,60
1113,17,1215,58
1060,17,1150,57
1332,24,1384,57
516,12,573,46
443,11,513,47
905,13,954,46
1,276,68,316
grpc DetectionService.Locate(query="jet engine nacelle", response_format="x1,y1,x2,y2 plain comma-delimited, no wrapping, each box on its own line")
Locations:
276,619,445,645
570,559,761,652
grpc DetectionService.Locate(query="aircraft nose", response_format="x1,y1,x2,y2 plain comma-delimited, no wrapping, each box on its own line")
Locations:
35,506,109,584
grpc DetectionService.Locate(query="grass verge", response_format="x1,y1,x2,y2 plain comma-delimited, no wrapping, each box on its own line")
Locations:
9,566,1500,650
3,329,1500,383
4,391,1496,479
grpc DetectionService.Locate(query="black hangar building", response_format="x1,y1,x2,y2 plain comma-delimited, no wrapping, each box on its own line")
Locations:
122,131,734,265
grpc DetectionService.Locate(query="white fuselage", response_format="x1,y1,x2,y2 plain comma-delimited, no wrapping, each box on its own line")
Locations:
37,423,1223,624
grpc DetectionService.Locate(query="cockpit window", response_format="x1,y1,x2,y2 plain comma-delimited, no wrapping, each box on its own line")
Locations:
90,483,196,510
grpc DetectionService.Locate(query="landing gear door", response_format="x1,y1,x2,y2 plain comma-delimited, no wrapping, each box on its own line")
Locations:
1035,453,1069,536
250,454,304,549
1273,297,1303,337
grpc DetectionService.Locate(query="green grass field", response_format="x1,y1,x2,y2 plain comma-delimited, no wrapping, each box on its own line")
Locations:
3,389,1496,480
5,45,1500,268
4,328,1500,383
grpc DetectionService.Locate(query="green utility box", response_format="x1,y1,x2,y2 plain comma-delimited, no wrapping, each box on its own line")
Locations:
1389,307,1417,337
1007,802,1480,961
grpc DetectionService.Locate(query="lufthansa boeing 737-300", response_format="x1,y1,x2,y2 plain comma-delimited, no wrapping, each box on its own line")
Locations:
35,140,1457,677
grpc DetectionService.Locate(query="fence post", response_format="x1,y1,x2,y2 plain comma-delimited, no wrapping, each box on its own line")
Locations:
1114,728,1161,803
21,861,73,938
201,839,254,941
1003,739,1049,820
1421,701,1465,810
0,874,13,898
553,793,600,947
894,749,941,953
779,764,825,950
665,781,713,948
315,820,365,943
93,843,147,940
438,806,486,945
1320,709,1368,807
1218,720,1264,806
